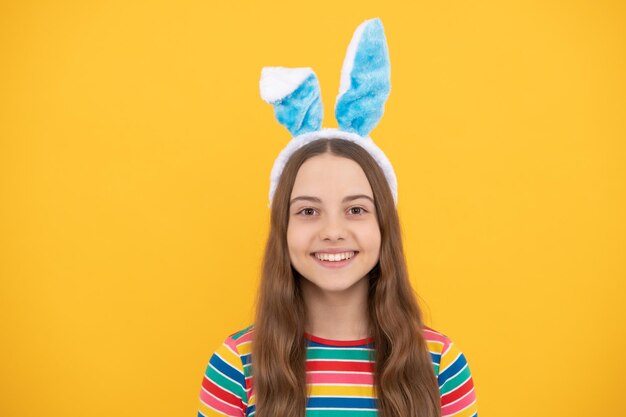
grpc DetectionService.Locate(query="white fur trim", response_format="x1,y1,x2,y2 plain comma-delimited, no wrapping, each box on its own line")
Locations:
260,67,314,104
268,128,398,208
337,19,370,97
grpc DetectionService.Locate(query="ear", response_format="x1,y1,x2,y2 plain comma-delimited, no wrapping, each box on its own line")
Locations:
335,18,391,137
260,67,323,136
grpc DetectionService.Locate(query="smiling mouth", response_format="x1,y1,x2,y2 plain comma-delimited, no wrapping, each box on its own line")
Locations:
311,251,358,260
310,251,359,268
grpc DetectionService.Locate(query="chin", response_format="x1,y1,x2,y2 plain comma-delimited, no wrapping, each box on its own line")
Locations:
319,283,358,293
308,274,367,293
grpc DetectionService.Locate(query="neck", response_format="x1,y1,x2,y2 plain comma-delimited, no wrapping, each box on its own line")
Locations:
301,276,370,341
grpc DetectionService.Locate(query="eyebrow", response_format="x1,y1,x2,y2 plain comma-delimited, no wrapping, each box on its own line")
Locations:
289,194,375,206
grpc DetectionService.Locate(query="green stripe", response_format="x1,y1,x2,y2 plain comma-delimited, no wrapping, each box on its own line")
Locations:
306,409,378,417
206,365,247,400
307,347,374,361
243,362,253,378
440,364,471,394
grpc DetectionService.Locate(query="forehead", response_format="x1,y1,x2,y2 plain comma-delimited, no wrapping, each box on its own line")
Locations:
291,154,373,198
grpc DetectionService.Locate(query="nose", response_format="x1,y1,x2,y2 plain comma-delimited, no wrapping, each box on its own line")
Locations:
319,213,346,241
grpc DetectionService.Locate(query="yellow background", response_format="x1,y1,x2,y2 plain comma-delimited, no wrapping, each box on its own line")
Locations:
1,0,624,416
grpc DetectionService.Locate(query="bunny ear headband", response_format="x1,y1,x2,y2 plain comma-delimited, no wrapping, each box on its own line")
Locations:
260,17,397,208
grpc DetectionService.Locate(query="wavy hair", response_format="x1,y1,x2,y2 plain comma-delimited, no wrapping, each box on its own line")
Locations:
252,138,441,417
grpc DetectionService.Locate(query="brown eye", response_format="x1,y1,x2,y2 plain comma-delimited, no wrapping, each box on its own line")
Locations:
297,208,317,216
350,207,366,215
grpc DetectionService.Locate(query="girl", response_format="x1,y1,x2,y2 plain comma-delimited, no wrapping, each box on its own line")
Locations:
198,18,478,417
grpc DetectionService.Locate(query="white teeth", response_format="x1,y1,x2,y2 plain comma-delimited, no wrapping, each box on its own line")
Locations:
314,251,355,261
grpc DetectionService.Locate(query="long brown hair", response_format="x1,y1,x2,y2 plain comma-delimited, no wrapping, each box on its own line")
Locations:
252,138,441,417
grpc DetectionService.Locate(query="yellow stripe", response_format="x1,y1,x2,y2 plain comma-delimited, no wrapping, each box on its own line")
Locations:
215,342,244,371
237,340,253,356
426,339,445,354
439,342,461,371
308,384,376,397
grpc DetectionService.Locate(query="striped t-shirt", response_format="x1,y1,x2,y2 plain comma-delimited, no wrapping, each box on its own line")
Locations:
198,324,478,417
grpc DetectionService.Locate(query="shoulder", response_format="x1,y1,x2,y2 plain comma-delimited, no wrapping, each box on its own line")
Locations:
421,325,473,380
422,325,453,360
203,324,255,374
421,325,479,415
216,324,255,362
228,323,255,339
226,324,255,349
199,326,256,416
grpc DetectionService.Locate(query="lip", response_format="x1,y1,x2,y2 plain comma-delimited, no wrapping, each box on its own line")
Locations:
310,252,358,269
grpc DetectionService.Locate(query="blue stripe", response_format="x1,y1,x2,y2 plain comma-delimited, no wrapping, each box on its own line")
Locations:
307,397,377,409
209,352,245,387
438,352,467,385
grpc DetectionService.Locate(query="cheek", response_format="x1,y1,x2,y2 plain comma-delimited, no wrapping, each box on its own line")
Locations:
286,232,296,256
362,223,382,248
286,224,305,255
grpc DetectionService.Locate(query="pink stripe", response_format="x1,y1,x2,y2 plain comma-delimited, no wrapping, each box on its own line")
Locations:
424,330,451,353
200,388,244,417
238,330,254,344
307,371,374,385
441,388,476,416
225,329,253,352
224,336,240,352
423,328,446,343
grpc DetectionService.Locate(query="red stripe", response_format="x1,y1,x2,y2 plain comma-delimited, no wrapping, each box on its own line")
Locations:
306,360,374,372
202,376,244,408
441,377,474,406
305,332,374,346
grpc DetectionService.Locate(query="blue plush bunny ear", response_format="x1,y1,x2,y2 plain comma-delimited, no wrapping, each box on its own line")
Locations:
335,18,391,137
260,67,323,136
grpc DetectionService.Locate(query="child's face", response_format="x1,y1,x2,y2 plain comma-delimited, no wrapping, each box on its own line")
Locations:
287,153,381,295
